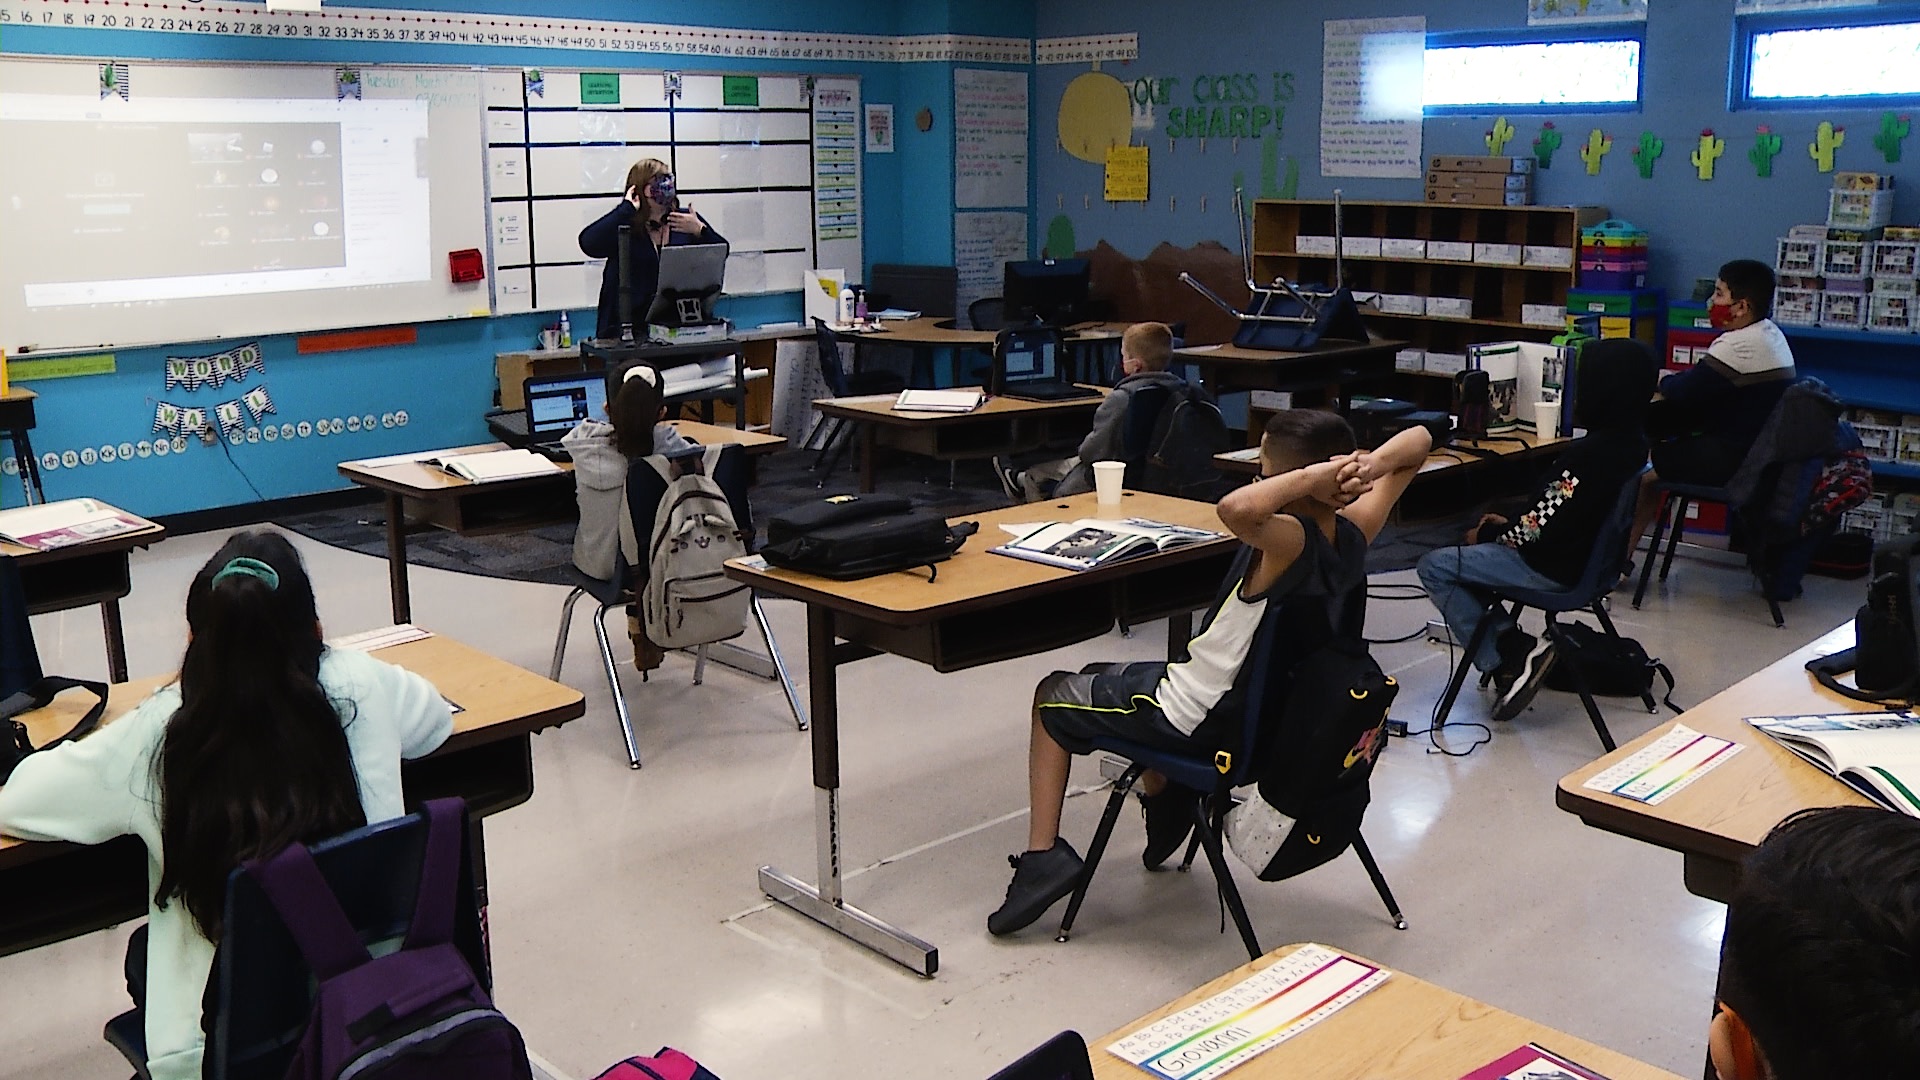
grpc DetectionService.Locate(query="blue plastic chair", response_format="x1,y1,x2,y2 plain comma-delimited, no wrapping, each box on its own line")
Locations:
1053,595,1405,961
1430,470,1655,752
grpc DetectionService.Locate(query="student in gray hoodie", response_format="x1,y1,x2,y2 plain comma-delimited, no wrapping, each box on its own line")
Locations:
1007,321,1188,500
561,362,691,581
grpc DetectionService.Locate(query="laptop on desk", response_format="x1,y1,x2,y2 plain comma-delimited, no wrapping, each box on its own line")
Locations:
993,325,1100,402
487,372,608,459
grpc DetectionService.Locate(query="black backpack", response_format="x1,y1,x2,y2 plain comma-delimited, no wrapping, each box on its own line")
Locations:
1129,384,1233,502
761,494,976,580
1543,621,1681,713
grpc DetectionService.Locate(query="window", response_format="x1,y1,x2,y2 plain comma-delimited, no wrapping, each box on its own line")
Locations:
1423,34,1642,113
1741,15,1920,105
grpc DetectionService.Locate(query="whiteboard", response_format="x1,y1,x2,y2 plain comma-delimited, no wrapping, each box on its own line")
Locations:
485,68,860,313
0,57,489,354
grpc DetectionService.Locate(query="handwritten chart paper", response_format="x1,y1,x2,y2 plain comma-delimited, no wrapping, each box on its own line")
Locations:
955,211,1028,316
1583,724,1743,805
1320,17,1425,179
955,68,1029,209
1106,945,1389,1080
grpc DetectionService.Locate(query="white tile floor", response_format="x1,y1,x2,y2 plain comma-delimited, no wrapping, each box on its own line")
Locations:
3,525,1858,1079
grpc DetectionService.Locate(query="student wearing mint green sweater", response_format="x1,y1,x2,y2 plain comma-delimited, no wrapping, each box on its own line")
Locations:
0,531,451,1080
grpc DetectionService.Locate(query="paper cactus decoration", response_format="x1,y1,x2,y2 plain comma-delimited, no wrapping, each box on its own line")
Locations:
1875,112,1909,163
1581,129,1612,175
1810,121,1844,173
1691,129,1725,181
1750,127,1782,177
1533,122,1563,169
1486,116,1516,156
1632,131,1663,179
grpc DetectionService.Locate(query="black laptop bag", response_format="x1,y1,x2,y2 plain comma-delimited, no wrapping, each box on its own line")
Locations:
761,495,975,580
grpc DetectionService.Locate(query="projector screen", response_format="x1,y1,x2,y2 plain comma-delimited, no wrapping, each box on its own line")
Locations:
0,59,488,353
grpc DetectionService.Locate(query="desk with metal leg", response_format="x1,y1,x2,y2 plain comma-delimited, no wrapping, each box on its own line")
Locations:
727,491,1236,975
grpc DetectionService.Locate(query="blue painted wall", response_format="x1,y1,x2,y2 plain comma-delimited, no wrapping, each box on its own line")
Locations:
1036,0,1920,302
3,0,1022,514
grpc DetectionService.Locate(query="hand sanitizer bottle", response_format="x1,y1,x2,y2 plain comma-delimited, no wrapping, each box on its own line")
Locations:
558,311,572,349
838,286,855,326
854,286,869,323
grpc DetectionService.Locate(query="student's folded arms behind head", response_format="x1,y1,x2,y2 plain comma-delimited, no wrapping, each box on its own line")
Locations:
988,411,1431,937
0,530,452,1080
1711,806,1920,1080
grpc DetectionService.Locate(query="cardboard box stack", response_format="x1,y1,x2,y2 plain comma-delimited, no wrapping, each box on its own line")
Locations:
1423,155,1534,206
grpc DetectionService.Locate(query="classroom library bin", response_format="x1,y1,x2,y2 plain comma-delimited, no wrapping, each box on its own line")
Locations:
1250,199,1607,405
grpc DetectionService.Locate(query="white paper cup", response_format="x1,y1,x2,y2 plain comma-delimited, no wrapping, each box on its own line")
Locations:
1093,460,1126,505
539,329,560,350
1535,401,1560,440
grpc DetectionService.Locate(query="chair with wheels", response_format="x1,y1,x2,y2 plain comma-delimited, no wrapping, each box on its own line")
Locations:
1431,473,1654,752
107,802,490,1080
1052,563,1407,961
807,318,906,484
549,442,806,768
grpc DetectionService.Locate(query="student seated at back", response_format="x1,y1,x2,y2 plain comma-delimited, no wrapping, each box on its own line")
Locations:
988,414,1432,936
1415,338,1655,723
0,531,452,1080
1005,321,1185,502
561,361,692,582
1710,806,1920,1080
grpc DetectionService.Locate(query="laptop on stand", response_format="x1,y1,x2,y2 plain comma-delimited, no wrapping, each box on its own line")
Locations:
993,325,1099,402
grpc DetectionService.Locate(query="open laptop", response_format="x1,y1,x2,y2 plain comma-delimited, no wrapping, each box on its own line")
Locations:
994,326,1099,402
985,1032,1095,1080
488,371,608,459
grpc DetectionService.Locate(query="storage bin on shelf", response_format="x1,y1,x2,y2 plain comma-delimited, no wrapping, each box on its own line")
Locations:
1849,409,1903,461
1775,274,1823,327
1578,218,1648,290
1822,228,1880,279
1821,282,1869,328
1776,234,1823,277
1829,172,1895,230
1869,292,1918,333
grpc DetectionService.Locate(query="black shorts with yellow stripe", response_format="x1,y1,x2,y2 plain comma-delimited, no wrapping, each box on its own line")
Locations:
1036,661,1223,756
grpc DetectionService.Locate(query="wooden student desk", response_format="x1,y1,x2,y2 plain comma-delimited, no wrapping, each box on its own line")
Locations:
1556,622,1874,903
1214,430,1569,478
844,317,1131,386
724,490,1238,976
1090,942,1685,1080
0,632,585,957
812,388,1108,493
337,421,786,624
2,501,167,682
1174,338,1404,441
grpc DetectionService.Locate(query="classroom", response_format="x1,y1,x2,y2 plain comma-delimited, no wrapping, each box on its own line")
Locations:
4,1,1918,1078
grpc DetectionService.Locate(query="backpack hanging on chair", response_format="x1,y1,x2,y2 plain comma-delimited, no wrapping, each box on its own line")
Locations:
642,446,750,651
1134,384,1233,502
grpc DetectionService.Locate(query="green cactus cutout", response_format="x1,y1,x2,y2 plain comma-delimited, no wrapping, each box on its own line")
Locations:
1043,215,1077,260
1259,135,1281,197
1632,131,1663,179
1691,129,1725,181
1750,127,1782,177
1810,121,1844,173
1486,116,1516,156
1279,155,1300,199
1533,122,1563,169
1581,129,1612,175
1876,112,1910,164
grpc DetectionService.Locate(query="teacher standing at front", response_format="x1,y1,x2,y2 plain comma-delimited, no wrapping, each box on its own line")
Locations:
578,158,725,338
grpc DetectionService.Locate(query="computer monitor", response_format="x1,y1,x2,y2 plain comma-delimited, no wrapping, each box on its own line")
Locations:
1003,258,1090,325
646,242,730,327
524,372,608,439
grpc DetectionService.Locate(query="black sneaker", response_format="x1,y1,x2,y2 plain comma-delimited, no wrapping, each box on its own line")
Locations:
1140,783,1199,870
1488,628,1532,697
987,838,1085,936
999,464,1025,501
1492,632,1558,722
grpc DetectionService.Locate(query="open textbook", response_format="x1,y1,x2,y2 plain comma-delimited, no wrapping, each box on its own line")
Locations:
429,448,562,483
0,498,147,550
992,517,1222,571
1746,711,1920,816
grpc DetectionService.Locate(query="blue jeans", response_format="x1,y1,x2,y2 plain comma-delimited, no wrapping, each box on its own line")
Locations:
1416,544,1567,673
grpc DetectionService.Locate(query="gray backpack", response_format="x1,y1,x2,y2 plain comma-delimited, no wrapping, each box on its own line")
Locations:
642,446,750,649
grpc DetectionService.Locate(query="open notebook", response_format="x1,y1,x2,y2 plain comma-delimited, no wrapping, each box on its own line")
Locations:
1746,711,1920,815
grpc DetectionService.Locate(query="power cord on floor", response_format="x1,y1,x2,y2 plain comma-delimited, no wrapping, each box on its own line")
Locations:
1363,582,1430,645
1397,545,1494,756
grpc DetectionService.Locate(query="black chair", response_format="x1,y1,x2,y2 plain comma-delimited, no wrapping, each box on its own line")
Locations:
807,318,906,484
1430,472,1655,752
968,296,1007,332
550,443,805,768
106,806,489,1080
1053,597,1406,961
1632,480,1787,628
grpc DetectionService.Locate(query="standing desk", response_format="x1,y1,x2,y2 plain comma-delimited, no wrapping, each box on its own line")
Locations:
724,490,1238,975
1556,622,1872,903
0,387,42,505
0,632,586,957
811,389,1108,493
3,501,167,682
337,422,786,625
1090,942,1686,1080
1173,338,1404,442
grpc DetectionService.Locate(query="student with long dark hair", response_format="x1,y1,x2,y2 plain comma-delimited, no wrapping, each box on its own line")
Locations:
0,531,451,1080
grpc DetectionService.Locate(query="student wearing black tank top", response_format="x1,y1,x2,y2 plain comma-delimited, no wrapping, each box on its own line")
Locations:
988,415,1432,938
